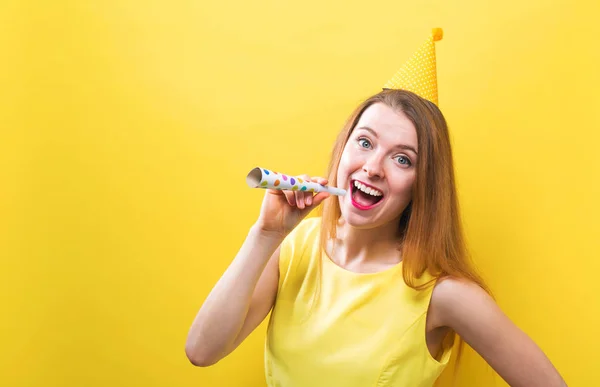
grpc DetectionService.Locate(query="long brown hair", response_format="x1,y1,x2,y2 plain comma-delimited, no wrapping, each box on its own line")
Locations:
319,88,493,372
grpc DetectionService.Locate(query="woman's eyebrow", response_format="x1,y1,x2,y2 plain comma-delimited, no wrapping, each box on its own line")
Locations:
356,126,418,155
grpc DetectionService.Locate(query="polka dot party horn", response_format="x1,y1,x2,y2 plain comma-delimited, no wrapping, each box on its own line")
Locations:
246,167,347,196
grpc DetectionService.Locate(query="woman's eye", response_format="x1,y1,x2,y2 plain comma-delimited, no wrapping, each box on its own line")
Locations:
358,138,371,148
395,156,412,166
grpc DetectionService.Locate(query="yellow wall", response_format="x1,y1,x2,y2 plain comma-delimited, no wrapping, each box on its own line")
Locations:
2,0,598,386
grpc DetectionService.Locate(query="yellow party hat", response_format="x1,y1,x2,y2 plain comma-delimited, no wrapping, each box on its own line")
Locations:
383,28,443,105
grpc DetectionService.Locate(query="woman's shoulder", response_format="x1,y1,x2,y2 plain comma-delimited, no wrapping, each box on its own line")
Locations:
429,276,489,330
278,217,322,281
432,276,487,303
300,216,321,228
281,216,321,255
288,216,321,238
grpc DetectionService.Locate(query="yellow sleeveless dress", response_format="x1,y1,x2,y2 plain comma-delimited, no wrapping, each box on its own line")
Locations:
264,217,452,387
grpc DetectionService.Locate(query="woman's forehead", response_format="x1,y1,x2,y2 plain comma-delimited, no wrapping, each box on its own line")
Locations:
355,104,418,147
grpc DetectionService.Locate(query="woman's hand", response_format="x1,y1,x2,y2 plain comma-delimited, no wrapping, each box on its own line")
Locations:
255,175,331,237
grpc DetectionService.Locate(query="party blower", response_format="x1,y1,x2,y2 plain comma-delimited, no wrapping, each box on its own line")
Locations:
246,167,347,196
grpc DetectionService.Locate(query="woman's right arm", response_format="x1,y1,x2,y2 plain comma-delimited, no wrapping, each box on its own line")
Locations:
184,175,330,366
184,225,283,367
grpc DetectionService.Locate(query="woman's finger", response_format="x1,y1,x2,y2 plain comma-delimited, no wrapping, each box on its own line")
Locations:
295,190,305,210
313,176,328,186
298,175,313,207
284,190,296,207
312,192,331,206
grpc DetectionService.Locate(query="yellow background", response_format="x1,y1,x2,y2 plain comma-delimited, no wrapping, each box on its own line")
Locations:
1,0,598,386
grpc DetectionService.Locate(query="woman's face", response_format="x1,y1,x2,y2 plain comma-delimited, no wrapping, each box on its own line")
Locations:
336,102,418,229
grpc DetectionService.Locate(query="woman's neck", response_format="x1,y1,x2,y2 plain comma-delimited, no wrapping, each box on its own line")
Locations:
330,218,402,267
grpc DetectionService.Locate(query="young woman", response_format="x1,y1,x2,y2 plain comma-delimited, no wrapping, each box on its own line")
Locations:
185,89,567,387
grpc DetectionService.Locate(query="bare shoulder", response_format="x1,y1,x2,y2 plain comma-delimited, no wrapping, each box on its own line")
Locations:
428,276,568,386
428,276,491,330
432,275,488,302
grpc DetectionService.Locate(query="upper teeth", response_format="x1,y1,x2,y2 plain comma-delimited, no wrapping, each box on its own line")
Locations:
354,181,382,197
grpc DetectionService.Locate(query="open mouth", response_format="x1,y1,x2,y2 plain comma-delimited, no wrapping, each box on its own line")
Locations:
350,180,384,210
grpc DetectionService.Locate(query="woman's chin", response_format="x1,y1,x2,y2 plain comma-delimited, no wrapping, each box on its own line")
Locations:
339,200,406,231
340,204,379,228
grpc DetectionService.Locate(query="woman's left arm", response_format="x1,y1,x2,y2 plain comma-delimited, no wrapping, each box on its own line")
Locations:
431,278,568,387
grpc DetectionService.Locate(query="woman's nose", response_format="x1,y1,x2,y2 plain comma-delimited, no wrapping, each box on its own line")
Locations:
362,157,384,179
